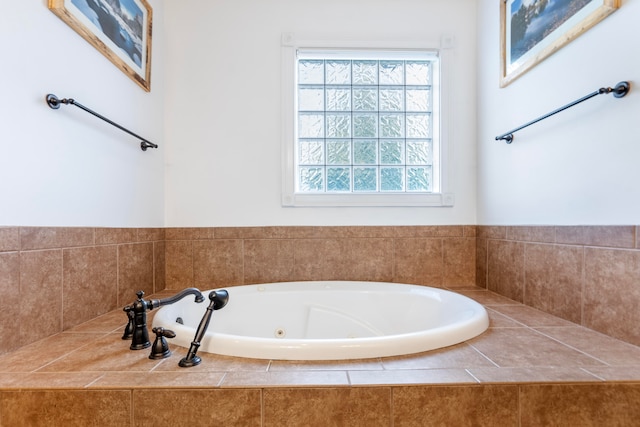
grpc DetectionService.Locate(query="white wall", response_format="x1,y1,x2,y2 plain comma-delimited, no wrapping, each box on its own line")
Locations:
0,0,165,227
477,0,640,225
164,0,478,227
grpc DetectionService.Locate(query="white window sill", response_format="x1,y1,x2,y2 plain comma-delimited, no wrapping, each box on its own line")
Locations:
282,193,454,207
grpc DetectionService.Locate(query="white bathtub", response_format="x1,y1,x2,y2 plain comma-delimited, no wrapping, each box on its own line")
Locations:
151,281,489,360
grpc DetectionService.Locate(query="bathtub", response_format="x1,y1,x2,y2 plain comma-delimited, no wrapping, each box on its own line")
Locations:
151,281,489,360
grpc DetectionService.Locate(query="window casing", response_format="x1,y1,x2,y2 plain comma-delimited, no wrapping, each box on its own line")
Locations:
282,34,453,207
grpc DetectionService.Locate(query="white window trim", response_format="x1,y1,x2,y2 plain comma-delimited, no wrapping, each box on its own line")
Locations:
281,33,454,207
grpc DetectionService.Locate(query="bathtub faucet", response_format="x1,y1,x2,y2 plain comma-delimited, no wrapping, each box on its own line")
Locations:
123,288,205,350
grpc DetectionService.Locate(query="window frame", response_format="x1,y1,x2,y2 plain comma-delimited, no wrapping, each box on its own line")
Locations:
281,33,454,207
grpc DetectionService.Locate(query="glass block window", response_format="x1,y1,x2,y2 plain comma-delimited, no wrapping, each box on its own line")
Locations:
295,50,438,194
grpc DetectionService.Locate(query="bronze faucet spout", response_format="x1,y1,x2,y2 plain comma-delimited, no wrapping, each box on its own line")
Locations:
124,288,205,350
149,287,205,309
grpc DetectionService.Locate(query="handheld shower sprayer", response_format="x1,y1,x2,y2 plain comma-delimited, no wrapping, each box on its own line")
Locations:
179,289,229,367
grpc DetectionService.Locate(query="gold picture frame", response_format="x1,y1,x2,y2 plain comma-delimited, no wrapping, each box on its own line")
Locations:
49,0,152,92
500,0,619,87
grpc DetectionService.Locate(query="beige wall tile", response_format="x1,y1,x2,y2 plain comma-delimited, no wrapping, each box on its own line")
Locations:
118,243,154,306
475,238,488,288
393,238,443,285
95,227,138,245
524,244,583,323
555,226,588,245
20,227,94,250
165,227,197,240
0,252,20,354
244,239,295,284
153,240,166,292
556,226,636,248
487,240,525,302
394,225,464,238
584,247,640,346
463,225,477,237
0,390,131,426
392,385,518,426
506,226,556,243
264,387,391,427
138,228,165,242
0,227,19,252
134,389,261,427
19,250,63,346
214,226,278,239
520,384,640,426
165,240,193,289
443,237,476,287
476,226,507,240
582,226,636,248
294,238,394,282
63,245,118,330
193,240,244,288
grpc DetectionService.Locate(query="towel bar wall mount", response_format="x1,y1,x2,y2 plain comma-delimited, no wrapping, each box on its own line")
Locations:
495,81,630,144
46,94,158,151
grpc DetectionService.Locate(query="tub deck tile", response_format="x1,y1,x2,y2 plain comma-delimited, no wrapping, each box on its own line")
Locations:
1,289,640,391
269,358,384,371
221,370,350,388
380,342,496,370
468,366,602,383
0,372,103,389
533,326,640,366
468,328,606,368
582,366,640,381
152,349,271,372
348,368,478,385
89,371,226,388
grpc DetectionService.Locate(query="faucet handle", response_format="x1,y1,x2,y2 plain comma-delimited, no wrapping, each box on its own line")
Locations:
121,306,134,340
153,327,176,339
149,327,176,359
136,290,145,300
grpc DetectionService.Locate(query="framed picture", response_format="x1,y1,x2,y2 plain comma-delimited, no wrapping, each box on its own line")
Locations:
500,0,619,87
49,0,153,92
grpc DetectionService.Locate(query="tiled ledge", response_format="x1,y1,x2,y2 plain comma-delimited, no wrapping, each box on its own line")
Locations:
1,288,639,387
1,288,639,425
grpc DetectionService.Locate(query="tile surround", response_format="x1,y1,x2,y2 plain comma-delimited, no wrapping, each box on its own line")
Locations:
0,227,165,355
2,225,640,352
164,226,477,290
0,288,638,425
477,225,640,346
1,225,640,425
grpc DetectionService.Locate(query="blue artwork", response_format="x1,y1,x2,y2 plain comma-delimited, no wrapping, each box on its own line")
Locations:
71,0,144,67
509,0,592,64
